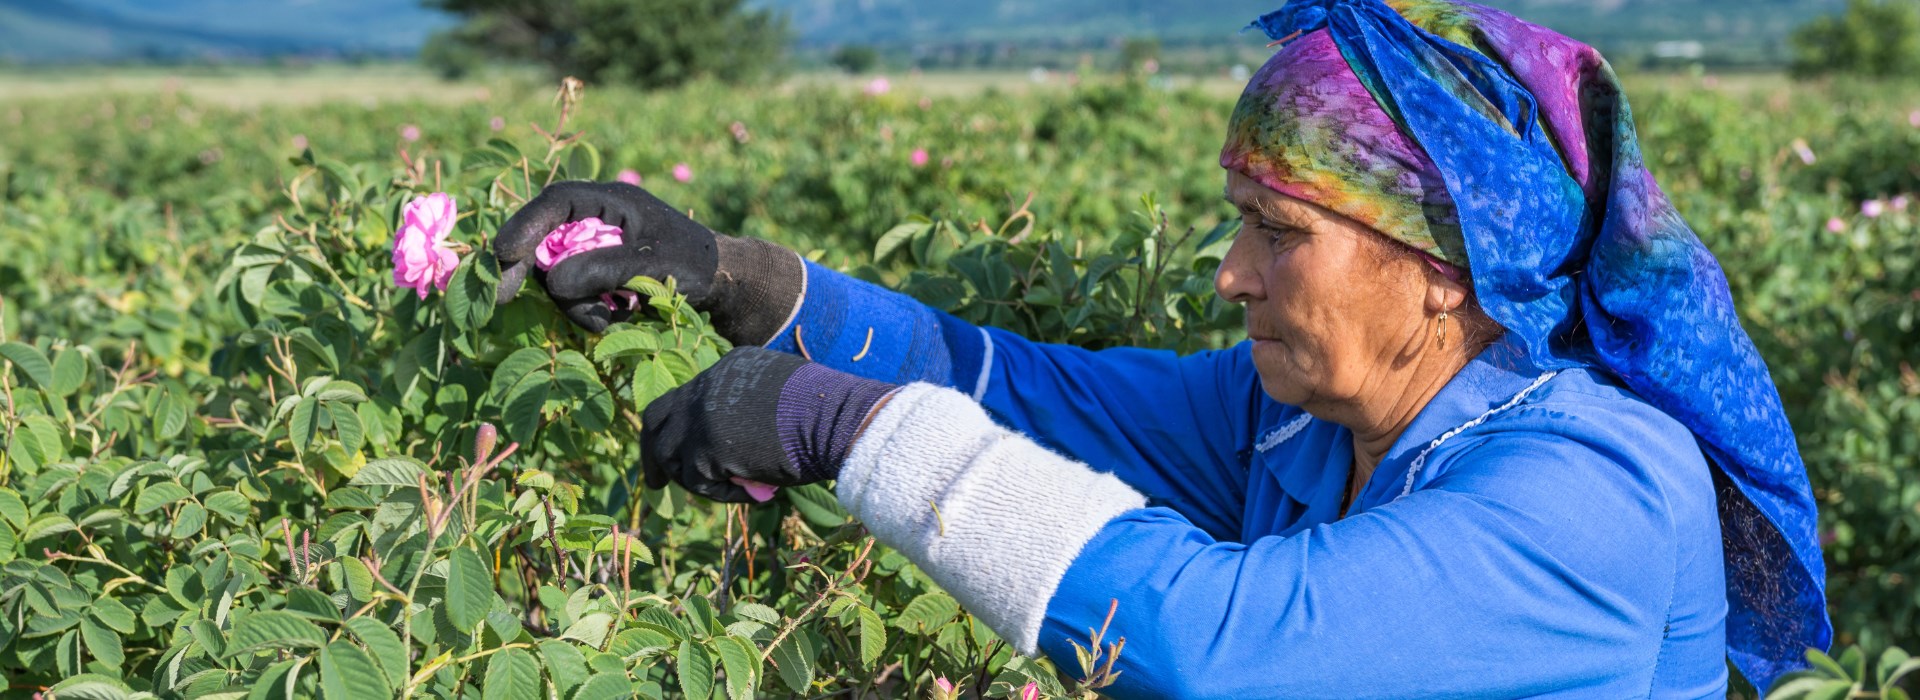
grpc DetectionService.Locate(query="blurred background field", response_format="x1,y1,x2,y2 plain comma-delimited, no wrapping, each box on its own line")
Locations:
1,1,1918,698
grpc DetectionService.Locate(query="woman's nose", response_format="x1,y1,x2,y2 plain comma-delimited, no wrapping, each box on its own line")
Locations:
1215,233,1263,303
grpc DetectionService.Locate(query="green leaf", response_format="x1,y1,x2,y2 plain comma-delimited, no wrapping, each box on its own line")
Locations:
44,673,133,700
226,610,327,658
557,365,614,431
783,484,849,529
134,481,192,515
630,360,675,413
594,329,662,361
320,639,392,699
346,617,409,689
171,502,208,538
676,639,714,700
731,603,779,626
503,369,553,444
22,512,76,542
488,347,551,402
539,640,590,696
288,396,320,456
713,635,761,700
572,672,634,700
349,457,427,488
562,612,615,649
446,545,493,632
80,616,124,668
204,490,252,524
91,596,136,634
0,342,54,389
0,489,27,529
856,605,885,668
482,647,541,700
875,219,931,263
894,591,960,633
770,631,816,694
447,253,499,332
49,348,88,396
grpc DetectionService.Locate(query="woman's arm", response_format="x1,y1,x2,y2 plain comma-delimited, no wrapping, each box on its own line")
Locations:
769,260,1262,536
839,384,1710,699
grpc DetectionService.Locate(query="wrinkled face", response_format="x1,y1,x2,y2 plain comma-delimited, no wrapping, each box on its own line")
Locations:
1216,170,1441,408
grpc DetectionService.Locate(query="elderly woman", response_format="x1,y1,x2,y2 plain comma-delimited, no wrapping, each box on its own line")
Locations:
493,0,1828,695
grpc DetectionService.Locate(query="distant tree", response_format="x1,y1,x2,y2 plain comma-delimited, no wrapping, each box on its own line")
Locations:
830,45,879,74
423,0,790,88
1790,0,1920,78
1120,37,1161,72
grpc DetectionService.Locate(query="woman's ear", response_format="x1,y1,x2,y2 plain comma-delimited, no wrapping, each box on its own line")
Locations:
1424,269,1469,316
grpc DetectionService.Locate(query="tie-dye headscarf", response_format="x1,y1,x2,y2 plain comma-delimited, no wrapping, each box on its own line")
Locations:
1223,0,1828,688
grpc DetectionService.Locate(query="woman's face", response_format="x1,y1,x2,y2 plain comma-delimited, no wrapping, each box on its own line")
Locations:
1215,170,1445,408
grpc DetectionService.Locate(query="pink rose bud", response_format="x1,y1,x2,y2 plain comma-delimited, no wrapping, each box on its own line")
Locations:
672,163,693,182
729,121,751,144
617,168,643,186
474,423,498,465
1826,217,1845,234
489,116,506,132
535,217,624,271
1896,195,1912,211
392,193,460,299
932,677,955,695
1910,110,1920,128
1862,199,1886,219
864,76,891,95
291,134,308,150
730,477,778,502
1019,682,1040,700
910,149,929,168
401,124,421,142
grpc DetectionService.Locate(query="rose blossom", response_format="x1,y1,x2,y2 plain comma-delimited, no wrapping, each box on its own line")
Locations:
673,163,693,182
291,134,308,150
617,168,643,186
534,217,623,271
400,124,421,142
910,148,929,168
392,193,459,299
489,116,506,132
864,76,891,95
1019,682,1040,700
1826,217,1845,234
1862,199,1886,218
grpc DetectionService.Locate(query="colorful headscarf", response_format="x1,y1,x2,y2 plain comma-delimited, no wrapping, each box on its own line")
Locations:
1223,0,1829,688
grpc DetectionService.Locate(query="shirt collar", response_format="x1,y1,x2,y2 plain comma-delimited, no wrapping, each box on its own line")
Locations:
1375,335,1547,489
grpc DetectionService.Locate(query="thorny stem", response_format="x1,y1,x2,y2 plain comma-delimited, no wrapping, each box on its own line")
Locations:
541,494,571,580
761,538,876,664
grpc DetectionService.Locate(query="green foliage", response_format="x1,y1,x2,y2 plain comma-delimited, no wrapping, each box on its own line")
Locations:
1791,0,1920,78
830,45,881,75
0,71,1916,696
425,0,792,89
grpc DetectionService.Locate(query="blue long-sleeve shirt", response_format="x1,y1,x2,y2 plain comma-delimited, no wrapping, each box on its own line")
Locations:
770,261,1731,698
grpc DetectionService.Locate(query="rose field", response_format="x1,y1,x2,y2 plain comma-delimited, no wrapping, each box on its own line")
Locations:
0,71,1916,698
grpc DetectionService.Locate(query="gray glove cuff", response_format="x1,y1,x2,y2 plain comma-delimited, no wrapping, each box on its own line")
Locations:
702,235,805,346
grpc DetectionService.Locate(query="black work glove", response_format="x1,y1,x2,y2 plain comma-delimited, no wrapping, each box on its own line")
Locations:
492,180,803,342
641,347,900,503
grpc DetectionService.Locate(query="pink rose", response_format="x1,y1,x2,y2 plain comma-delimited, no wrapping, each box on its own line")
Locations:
1790,138,1815,166
1862,199,1886,219
400,124,421,142
672,163,693,182
864,76,891,96
617,168,643,186
392,193,460,299
1019,682,1040,700
489,116,506,132
291,134,308,150
730,477,778,502
1895,195,1911,211
910,148,929,168
1910,110,1920,128
1826,217,1846,234
534,217,624,271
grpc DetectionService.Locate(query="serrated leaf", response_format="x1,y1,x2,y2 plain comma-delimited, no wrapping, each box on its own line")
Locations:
345,616,408,689
894,591,960,633
24,512,77,542
676,639,714,700
320,639,391,699
134,481,192,515
91,596,136,634
0,342,54,389
49,348,88,396
539,640,590,696
503,370,552,444
572,672,633,700
562,612,614,649
204,490,252,524
857,606,885,668
44,673,133,700
731,603,779,626
482,646,540,700
594,329,662,361
783,484,849,529
630,360,674,413
80,616,123,668
446,546,492,632
770,631,816,694
714,635,760,700
0,489,27,529
349,457,426,488
226,611,326,658
288,397,320,456
171,502,208,538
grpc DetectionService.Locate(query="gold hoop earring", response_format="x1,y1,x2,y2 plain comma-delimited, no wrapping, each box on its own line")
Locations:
1436,310,1449,347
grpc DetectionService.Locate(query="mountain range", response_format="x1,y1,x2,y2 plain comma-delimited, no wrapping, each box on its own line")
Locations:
0,0,1845,65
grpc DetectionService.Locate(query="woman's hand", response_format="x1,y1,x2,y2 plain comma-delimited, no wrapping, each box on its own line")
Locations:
492,181,803,342
640,347,900,503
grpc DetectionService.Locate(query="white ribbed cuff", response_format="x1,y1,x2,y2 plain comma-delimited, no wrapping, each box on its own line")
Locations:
835,383,1145,654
